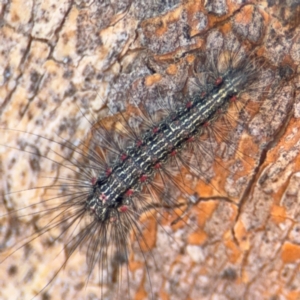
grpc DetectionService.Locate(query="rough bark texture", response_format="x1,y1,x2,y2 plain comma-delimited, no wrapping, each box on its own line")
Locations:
0,0,300,299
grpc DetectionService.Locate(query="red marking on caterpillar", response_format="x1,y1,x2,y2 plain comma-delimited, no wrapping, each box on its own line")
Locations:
152,127,159,133
154,162,162,169
125,189,134,196
118,205,129,213
186,101,193,109
105,167,113,176
121,153,128,161
140,174,148,182
215,77,223,86
230,95,238,102
170,150,177,156
91,177,97,185
99,193,108,202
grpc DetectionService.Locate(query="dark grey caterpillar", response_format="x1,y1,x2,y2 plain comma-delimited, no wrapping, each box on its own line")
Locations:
0,33,277,300
72,39,276,295
87,53,259,222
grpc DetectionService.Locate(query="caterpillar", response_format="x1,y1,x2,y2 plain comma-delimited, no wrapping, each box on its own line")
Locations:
1,1,300,299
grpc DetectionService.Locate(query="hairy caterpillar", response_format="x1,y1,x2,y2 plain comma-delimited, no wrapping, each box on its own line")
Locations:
1,1,300,299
